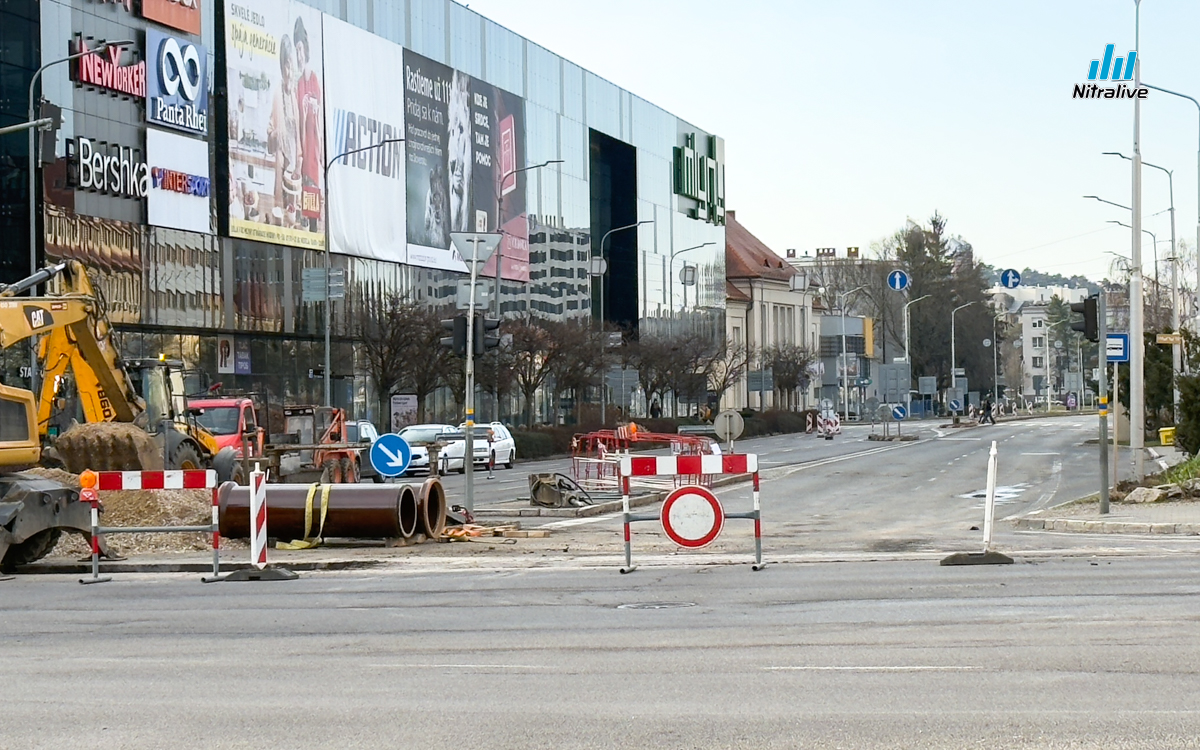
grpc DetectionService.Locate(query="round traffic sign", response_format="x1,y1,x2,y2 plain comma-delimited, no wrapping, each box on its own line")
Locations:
887,269,910,291
982,338,992,348
370,433,412,477
950,399,962,412
892,405,907,421
1000,269,1022,289
713,409,744,442
660,485,724,549
1054,340,1063,349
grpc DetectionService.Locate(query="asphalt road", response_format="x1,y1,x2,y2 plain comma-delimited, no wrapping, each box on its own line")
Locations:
6,557,1200,749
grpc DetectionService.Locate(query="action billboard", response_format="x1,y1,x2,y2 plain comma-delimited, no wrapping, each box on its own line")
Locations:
322,16,407,263
225,0,325,249
402,49,528,279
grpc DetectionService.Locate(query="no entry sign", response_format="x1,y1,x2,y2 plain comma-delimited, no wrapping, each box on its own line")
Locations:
660,485,725,549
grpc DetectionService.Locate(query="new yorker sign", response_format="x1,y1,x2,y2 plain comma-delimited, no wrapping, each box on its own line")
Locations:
673,132,725,226
71,36,146,99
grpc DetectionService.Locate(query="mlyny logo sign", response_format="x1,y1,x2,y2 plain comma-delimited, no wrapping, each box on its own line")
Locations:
147,30,208,135
1074,44,1148,100
673,133,726,226
71,37,145,98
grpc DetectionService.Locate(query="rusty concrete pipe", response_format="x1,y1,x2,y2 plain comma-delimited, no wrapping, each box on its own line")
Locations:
417,477,446,539
397,483,418,539
219,482,416,540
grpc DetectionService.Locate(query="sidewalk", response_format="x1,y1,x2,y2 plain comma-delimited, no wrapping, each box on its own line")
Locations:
1012,500,1200,535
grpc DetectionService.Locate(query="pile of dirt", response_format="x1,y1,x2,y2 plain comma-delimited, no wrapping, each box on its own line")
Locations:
25,467,224,558
53,423,163,474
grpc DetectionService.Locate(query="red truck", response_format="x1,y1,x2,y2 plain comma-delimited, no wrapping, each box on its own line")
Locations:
189,396,265,458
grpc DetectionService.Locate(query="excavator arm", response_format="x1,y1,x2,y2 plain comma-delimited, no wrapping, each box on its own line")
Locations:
0,261,144,435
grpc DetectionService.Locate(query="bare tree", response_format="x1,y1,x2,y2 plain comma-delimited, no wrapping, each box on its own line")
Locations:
708,340,752,408
356,292,421,422
547,320,607,424
507,318,559,426
768,343,817,410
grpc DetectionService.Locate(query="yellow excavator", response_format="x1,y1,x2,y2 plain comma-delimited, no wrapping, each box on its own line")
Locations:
0,261,241,569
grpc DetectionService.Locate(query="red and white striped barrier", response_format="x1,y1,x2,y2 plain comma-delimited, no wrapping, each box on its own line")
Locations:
249,466,268,570
78,469,223,585
618,453,763,573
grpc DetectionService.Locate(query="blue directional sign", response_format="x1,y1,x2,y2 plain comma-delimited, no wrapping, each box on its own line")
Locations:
1106,333,1130,363
370,433,412,477
949,399,963,412
1000,269,1022,289
887,269,910,291
892,405,907,421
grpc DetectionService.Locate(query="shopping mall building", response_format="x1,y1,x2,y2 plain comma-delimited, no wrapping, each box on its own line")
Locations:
0,0,725,424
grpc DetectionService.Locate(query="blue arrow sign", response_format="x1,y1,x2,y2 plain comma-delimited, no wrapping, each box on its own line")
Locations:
949,399,963,412
1000,269,1021,289
892,405,907,421
887,269,910,291
370,433,412,478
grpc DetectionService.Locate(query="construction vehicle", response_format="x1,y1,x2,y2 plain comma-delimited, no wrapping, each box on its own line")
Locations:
0,262,241,569
269,406,362,483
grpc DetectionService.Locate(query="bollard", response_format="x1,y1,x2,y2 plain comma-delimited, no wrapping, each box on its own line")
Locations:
78,486,112,585
225,465,297,581
201,485,226,582
486,436,496,480
940,440,1013,566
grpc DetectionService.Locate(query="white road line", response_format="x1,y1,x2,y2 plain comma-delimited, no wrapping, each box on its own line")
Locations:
765,666,977,672
371,664,551,670
940,437,982,441
1021,452,1061,456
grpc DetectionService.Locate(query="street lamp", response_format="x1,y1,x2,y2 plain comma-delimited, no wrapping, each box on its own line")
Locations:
1106,151,1183,416
1129,0,1146,480
1107,220,1160,310
667,241,715,313
838,285,867,422
596,220,652,424
322,137,405,407
26,38,133,391
491,159,562,421
902,294,930,364
1142,82,1200,340
950,301,977,396
1083,195,1132,211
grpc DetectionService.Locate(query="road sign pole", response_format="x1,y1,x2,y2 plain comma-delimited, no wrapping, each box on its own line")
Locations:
1099,294,1109,515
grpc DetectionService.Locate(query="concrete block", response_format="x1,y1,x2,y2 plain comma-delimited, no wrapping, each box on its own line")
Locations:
1082,521,1105,533
1064,520,1087,532
1124,523,1152,534
1150,523,1176,534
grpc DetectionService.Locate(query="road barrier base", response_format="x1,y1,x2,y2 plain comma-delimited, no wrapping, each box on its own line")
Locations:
0,575,15,582
939,550,1014,566
224,566,299,581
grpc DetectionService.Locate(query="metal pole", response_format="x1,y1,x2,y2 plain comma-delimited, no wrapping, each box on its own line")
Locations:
1113,360,1120,490
951,302,976,407
597,220,651,424
1130,0,1146,480
1099,293,1109,514
993,315,1000,403
465,242,479,514
1167,170,1181,420
0,118,51,137
321,138,404,408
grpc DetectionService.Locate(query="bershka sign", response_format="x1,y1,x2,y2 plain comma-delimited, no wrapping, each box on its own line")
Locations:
71,37,146,98
67,137,149,199
147,30,209,135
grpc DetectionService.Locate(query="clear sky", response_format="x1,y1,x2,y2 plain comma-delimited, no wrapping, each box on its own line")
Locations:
467,0,1200,285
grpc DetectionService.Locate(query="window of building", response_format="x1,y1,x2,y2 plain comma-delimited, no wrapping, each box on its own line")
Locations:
1032,356,1044,368
1032,336,1045,349
1032,319,1044,329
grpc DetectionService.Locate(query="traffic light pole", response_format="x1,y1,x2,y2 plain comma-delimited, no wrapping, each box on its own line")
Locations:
1098,294,1109,515
465,253,479,515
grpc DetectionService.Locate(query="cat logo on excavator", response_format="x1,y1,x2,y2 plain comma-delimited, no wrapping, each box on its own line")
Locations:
24,305,52,330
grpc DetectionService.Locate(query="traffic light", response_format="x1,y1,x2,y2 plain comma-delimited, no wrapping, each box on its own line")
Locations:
1069,295,1099,342
440,316,467,356
473,316,501,356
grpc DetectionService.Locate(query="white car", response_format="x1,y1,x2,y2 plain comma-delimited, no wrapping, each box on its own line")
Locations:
397,423,460,476
439,422,516,473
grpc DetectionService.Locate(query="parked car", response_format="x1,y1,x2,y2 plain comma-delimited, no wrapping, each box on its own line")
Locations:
344,420,382,482
397,423,461,476
439,422,516,473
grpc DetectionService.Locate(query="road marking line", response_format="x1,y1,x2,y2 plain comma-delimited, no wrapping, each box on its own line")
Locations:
765,666,977,672
941,437,982,441
1021,452,1061,456
371,664,551,670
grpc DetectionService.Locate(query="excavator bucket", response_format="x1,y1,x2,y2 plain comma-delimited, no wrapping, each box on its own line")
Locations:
52,423,165,474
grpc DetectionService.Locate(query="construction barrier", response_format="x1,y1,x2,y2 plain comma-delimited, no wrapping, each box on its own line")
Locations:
940,441,1014,566
618,454,764,573
78,469,222,585
224,465,297,581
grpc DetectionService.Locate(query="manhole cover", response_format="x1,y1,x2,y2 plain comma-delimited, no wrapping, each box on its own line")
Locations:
617,602,697,610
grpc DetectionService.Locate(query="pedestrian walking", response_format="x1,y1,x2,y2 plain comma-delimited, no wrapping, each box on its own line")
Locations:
980,397,996,425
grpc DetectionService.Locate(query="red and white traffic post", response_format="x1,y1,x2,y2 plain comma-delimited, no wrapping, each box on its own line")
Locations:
618,453,764,573
224,465,298,581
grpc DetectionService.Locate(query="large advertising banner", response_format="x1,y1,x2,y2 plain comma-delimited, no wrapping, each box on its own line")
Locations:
402,49,528,279
147,128,212,234
322,16,407,263
225,0,326,250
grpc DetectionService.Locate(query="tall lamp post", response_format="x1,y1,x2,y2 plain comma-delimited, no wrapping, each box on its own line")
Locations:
596,220,652,424
903,294,931,363
1130,0,1146,480
26,39,133,391
492,159,561,420
950,301,977,401
1106,151,1183,417
667,241,715,319
1107,220,1159,314
838,285,867,421
322,137,404,407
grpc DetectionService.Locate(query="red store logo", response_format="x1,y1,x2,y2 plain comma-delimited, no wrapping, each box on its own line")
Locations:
71,37,146,98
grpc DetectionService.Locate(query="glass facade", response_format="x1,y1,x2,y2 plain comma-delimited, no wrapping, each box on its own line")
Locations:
3,0,726,425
